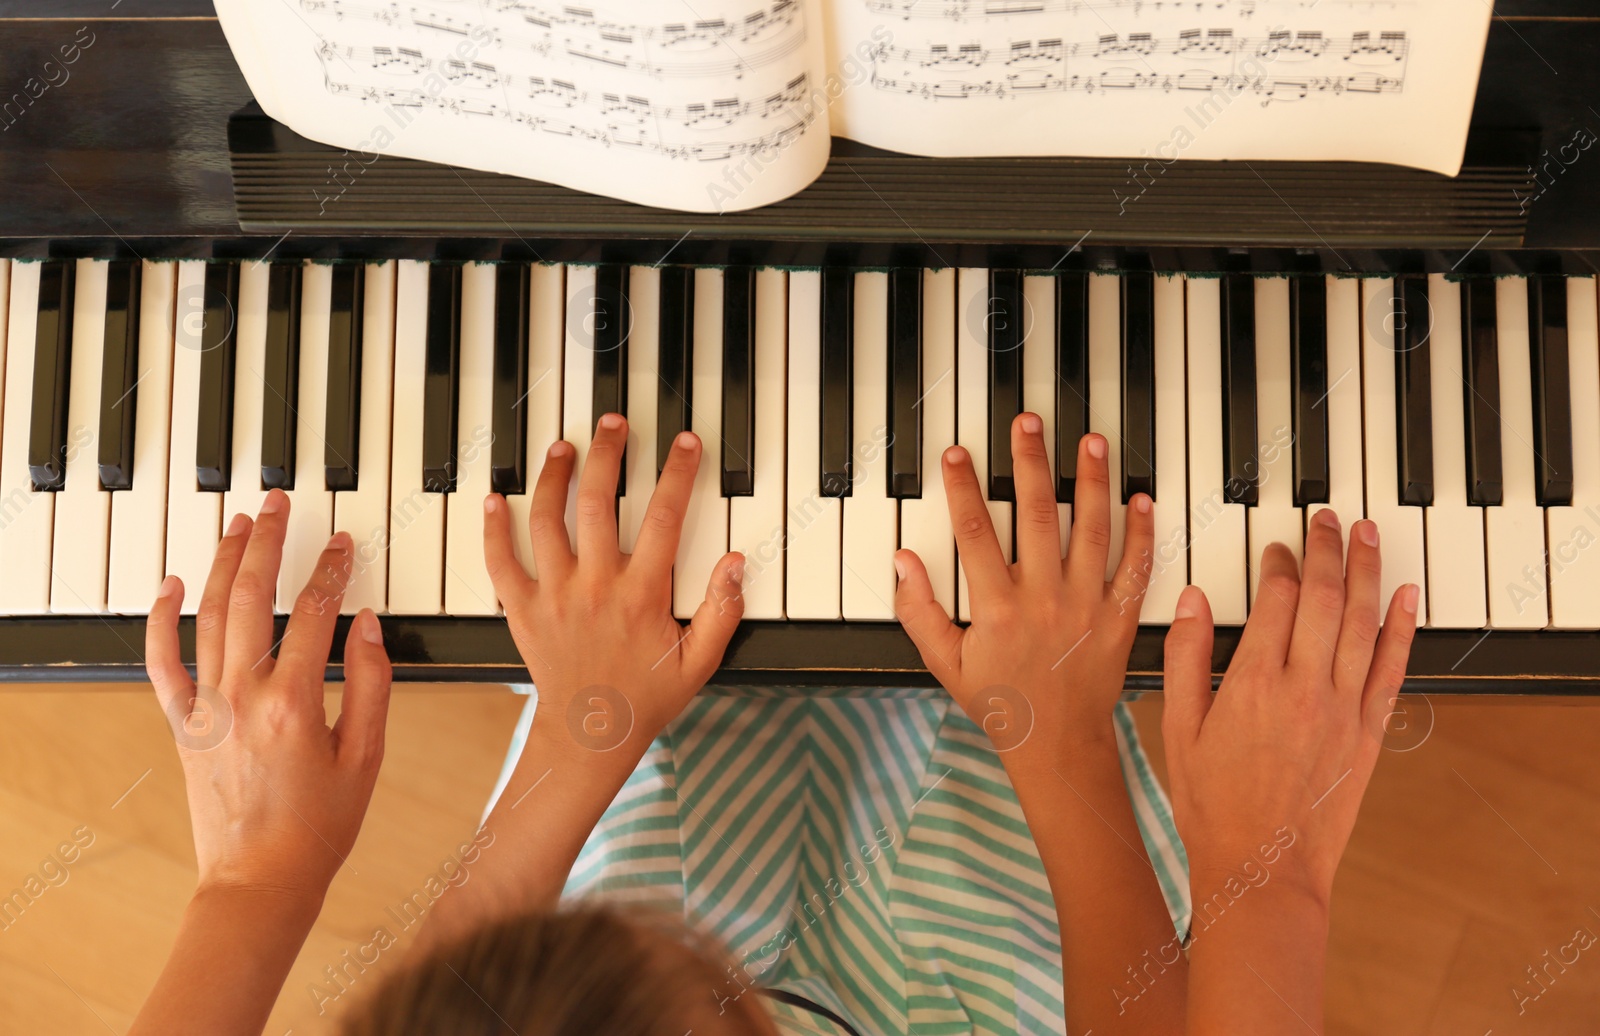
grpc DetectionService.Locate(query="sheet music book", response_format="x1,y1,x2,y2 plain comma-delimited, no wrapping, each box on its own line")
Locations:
214,0,1494,213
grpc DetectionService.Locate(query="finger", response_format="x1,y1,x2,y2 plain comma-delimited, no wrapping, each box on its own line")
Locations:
681,552,746,684
223,490,291,676
145,575,195,718
1289,508,1347,674
1333,518,1384,697
893,549,963,685
274,532,356,689
576,413,626,561
1161,585,1215,754
1360,584,1421,741
1010,413,1062,576
1108,493,1155,626
1234,542,1301,670
333,609,393,770
197,511,254,686
1064,434,1113,593
529,440,577,580
631,431,701,581
483,493,533,602
942,445,1009,601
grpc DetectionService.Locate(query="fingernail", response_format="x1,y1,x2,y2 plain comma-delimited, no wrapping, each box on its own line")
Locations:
676,431,697,451
1401,583,1420,615
1174,585,1202,620
894,555,907,581
549,441,572,458
328,531,352,552
1020,412,1042,434
484,494,499,513
728,555,746,586
1314,508,1340,531
599,412,623,431
1357,520,1379,547
157,575,180,599
1134,494,1151,515
1086,435,1106,460
360,609,384,645
226,512,250,537
943,445,968,466
262,489,286,514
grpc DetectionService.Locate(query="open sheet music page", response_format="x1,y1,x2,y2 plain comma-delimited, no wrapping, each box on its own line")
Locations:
825,0,1493,176
214,0,830,212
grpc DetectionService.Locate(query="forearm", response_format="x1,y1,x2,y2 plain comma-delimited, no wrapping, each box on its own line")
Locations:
130,886,322,1036
420,714,646,948
1007,727,1187,1035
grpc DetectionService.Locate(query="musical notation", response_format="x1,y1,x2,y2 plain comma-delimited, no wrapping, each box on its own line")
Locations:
871,68,1401,100
864,0,1266,21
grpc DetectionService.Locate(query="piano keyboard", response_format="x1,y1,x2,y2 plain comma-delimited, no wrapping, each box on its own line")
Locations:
3,257,1599,635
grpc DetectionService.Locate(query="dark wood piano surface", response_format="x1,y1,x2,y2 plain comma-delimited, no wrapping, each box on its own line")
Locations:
2,1,1600,691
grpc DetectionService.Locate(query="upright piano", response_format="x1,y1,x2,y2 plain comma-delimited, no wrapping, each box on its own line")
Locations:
2,0,1599,691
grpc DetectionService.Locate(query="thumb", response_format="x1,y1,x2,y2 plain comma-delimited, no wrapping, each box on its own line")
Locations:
1162,585,1215,755
334,609,393,769
893,549,962,686
682,553,745,684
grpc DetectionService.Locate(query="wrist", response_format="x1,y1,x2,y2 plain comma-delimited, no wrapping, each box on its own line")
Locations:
1187,827,1333,918
188,881,324,934
999,710,1121,781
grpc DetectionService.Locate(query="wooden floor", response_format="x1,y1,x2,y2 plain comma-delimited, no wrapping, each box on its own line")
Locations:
0,686,1596,1035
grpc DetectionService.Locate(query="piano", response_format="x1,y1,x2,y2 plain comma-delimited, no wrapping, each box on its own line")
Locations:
3,0,1600,692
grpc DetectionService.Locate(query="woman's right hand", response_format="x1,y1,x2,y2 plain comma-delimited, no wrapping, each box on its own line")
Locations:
1160,510,1420,907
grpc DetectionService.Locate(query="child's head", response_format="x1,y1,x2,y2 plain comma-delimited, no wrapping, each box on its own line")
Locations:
341,905,779,1036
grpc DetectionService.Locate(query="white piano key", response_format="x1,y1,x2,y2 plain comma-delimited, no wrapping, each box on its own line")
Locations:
562,265,596,552
1184,278,1248,624
49,260,112,614
1021,274,1069,557
387,260,446,614
222,261,269,530
335,261,395,615
1145,274,1189,622
1088,273,1126,582
1422,276,1488,629
842,273,898,620
109,261,176,613
163,262,222,614
956,268,1011,622
1548,277,1600,628
1485,278,1547,629
1360,278,1427,627
899,268,957,617
1315,276,1367,538
0,262,54,614
275,263,335,610
673,268,729,618
618,266,660,555
444,263,499,616
729,268,787,619
784,271,842,620
505,263,564,581
1247,277,1304,607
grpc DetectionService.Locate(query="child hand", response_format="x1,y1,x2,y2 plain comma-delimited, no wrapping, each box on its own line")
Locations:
894,415,1154,760
482,414,745,753
144,490,393,905
1160,511,1419,905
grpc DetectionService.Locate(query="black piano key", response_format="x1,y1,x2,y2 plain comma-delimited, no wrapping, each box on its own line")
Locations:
819,266,853,498
195,262,239,493
1395,276,1434,507
1221,274,1258,506
1055,272,1090,503
1462,279,1503,506
1290,277,1330,506
590,263,629,422
96,260,141,491
1530,276,1575,507
721,266,756,497
656,266,694,477
27,260,75,492
1120,272,1156,502
422,263,462,494
259,262,302,491
987,269,1024,503
490,263,530,497
324,265,364,493
887,268,922,498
